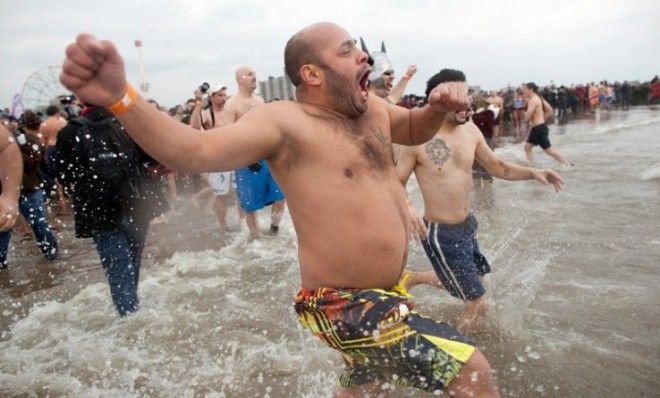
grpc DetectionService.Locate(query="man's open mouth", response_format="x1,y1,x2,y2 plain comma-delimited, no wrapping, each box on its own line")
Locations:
358,69,370,101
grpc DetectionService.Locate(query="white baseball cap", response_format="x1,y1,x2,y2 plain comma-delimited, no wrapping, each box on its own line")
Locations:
210,84,227,95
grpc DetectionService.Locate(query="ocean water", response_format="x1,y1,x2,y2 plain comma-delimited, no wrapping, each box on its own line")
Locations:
0,107,658,397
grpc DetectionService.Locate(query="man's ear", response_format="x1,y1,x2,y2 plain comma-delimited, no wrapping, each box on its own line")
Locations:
300,64,323,87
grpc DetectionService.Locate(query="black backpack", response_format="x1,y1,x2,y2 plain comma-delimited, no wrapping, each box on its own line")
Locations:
69,116,144,209
56,111,169,237
71,114,170,224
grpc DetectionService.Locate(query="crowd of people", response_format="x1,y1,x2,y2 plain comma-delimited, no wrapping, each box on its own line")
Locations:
1,22,659,397
0,64,290,317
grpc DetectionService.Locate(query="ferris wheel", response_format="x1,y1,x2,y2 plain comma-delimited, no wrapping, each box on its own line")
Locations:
21,66,72,111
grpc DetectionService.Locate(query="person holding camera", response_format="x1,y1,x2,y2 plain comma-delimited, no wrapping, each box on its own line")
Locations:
189,83,235,232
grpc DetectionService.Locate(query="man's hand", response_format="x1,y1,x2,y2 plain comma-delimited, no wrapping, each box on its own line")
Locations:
532,168,564,192
0,196,19,232
405,65,418,78
428,82,470,113
406,201,427,242
60,33,127,107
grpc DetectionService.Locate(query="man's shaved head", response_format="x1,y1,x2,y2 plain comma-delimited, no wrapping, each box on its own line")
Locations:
235,65,257,93
235,65,253,81
284,22,340,87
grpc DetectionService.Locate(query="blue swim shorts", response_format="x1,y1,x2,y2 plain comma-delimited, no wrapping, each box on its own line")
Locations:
235,160,284,212
421,214,491,300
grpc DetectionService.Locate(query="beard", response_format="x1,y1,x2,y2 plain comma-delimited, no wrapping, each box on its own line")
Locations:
453,113,469,125
321,64,367,119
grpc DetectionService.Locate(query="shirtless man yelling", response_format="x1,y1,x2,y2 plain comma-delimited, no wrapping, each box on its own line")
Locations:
60,23,498,397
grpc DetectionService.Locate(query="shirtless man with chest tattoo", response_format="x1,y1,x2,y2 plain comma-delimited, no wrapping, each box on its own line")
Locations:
60,23,498,397
398,69,563,334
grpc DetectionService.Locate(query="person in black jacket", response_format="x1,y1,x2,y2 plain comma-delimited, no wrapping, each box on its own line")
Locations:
56,106,168,316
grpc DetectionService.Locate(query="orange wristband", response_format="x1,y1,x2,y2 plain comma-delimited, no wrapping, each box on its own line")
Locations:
107,83,138,115
402,74,412,80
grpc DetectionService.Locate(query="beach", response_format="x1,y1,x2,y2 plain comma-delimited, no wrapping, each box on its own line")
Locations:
1,107,659,397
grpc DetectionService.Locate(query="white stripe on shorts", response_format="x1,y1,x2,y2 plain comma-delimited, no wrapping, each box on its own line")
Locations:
427,222,468,301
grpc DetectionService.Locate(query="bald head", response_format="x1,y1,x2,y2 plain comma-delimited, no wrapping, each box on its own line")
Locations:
235,65,257,93
235,65,254,82
284,22,344,87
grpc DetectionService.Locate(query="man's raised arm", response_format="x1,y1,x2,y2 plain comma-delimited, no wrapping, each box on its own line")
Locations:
60,34,283,173
388,81,469,146
188,90,206,130
0,125,22,231
387,65,417,104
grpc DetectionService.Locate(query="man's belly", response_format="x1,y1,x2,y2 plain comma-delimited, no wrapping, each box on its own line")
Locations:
296,211,408,290
420,185,471,224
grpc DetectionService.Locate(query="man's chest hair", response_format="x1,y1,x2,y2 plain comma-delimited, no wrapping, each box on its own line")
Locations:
333,114,393,171
298,110,393,172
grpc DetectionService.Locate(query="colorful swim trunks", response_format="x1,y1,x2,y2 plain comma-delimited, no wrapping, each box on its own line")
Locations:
294,284,475,392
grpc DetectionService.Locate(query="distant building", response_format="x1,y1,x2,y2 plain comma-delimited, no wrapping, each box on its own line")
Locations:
258,72,296,102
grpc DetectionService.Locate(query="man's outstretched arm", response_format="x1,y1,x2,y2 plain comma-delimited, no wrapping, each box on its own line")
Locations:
473,126,564,192
60,33,284,173
0,125,22,231
388,81,469,146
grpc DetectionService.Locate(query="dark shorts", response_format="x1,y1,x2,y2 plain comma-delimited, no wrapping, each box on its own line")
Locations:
295,285,475,392
235,160,284,212
526,123,551,150
421,214,491,300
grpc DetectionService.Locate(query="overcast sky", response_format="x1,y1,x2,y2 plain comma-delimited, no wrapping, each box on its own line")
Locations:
2,0,658,108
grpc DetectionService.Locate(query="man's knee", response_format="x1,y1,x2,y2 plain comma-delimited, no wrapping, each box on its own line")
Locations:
448,348,498,397
467,295,490,315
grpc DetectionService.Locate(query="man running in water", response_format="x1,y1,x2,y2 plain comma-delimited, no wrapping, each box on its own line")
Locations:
522,82,569,166
60,23,498,397
220,66,286,240
398,70,563,333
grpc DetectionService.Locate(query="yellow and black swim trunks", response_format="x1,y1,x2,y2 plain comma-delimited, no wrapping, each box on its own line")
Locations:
294,283,475,392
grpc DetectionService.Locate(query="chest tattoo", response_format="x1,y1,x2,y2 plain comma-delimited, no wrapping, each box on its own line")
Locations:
424,138,451,169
